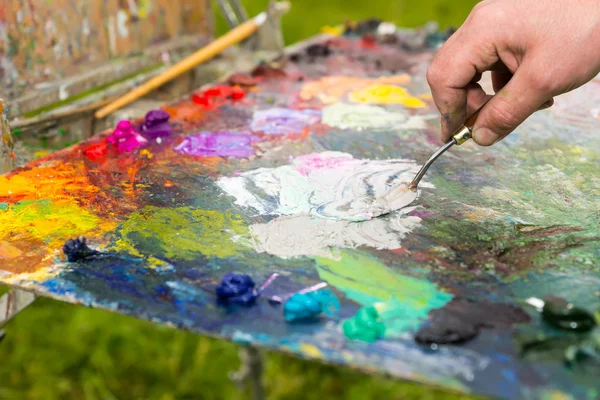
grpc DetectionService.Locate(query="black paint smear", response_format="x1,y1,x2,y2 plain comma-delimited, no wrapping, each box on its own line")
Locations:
415,298,531,345
288,43,332,64
251,63,288,79
63,237,100,262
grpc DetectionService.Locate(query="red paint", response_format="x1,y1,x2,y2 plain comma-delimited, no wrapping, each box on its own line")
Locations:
192,84,246,109
360,34,378,49
83,141,108,161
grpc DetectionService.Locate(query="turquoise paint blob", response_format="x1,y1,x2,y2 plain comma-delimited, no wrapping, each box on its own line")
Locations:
283,289,340,322
0,203,7,211
343,306,386,342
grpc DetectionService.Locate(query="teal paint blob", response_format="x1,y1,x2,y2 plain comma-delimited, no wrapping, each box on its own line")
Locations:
283,289,340,322
343,306,386,342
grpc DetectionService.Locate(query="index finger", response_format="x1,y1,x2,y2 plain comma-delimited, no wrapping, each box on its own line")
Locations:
426,27,499,140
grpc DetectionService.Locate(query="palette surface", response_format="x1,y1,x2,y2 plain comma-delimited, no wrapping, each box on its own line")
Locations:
1,29,600,400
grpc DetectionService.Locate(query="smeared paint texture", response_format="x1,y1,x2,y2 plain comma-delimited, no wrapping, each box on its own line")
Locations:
415,298,531,345
116,206,248,261
349,84,426,108
63,237,99,262
217,151,430,257
343,306,386,342
322,103,428,130
174,132,258,158
316,251,453,336
250,108,321,135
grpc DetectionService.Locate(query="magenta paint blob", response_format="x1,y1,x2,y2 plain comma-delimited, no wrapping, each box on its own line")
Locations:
174,131,258,158
250,108,321,135
107,120,148,153
140,109,172,139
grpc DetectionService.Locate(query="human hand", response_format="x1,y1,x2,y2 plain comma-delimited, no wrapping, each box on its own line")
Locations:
426,0,600,145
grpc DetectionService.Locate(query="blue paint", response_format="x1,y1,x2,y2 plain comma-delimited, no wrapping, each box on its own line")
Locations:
63,237,99,262
216,273,258,305
284,289,339,322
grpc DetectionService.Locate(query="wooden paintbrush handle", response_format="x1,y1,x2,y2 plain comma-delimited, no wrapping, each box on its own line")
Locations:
95,13,266,120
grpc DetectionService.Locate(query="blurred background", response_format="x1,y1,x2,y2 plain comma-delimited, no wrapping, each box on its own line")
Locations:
0,1,480,399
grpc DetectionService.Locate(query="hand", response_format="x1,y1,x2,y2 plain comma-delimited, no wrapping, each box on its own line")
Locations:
426,0,600,145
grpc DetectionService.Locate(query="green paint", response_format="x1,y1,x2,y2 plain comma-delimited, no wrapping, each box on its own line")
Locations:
117,206,249,261
0,203,7,211
343,306,385,342
315,250,453,338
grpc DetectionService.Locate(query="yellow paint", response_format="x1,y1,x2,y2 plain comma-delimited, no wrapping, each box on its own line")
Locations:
0,199,115,247
299,75,411,104
33,150,51,158
349,84,426,108
320,25,344,36
140,149,153,159
299,343,324,359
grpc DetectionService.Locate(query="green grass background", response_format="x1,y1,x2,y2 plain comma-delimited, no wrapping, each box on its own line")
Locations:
0,1,481,399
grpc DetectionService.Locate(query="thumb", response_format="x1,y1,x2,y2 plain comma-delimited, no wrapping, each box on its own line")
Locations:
472,66,553,146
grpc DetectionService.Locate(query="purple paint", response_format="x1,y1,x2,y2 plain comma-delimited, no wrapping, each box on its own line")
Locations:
174,131,257,158
250,108,321,135
107,120,148,153
140,109,172,139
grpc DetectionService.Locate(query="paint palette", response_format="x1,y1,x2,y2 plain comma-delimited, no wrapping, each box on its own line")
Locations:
2,31,600,400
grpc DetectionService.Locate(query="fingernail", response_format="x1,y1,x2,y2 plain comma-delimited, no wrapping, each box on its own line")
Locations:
473,127,498,146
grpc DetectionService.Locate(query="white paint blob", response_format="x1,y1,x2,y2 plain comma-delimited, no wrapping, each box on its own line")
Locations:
217,151,433,258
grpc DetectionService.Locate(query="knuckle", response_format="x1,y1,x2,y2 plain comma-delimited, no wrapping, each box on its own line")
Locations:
487,97,521,132
426,64,442,87
529,69,556,94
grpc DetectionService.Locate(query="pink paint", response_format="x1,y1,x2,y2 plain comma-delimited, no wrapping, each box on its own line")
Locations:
107,120,148,153
293,152,354,176
174,131,258,158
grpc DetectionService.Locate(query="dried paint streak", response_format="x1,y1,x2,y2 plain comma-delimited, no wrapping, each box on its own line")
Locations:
116,206,248,261
299,75,411,104
250,108,321,136
315,250,453,335
349,84,426,108
321,103,429,130
174,132,258,158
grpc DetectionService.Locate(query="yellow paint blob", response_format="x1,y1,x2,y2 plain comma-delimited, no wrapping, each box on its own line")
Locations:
349,84,426,108
320,25,344,36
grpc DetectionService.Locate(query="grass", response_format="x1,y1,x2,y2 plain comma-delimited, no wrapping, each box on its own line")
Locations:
0,1,481,399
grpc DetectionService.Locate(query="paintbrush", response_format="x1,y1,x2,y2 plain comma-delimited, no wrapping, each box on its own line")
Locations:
94,12,269,119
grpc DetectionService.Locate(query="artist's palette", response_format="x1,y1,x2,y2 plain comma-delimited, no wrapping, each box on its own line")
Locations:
2,30,600,400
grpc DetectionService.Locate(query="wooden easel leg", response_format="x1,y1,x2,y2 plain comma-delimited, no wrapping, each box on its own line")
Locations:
230,345,265,400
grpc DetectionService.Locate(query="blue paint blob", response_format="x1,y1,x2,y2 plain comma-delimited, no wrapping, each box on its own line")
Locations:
283,289,339,322
216,273,257,305
63,237,99,262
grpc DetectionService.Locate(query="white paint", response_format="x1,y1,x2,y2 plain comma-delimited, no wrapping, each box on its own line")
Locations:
249,211,421,258
322,103,430,131
116,10,130,38
218,151,433,258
